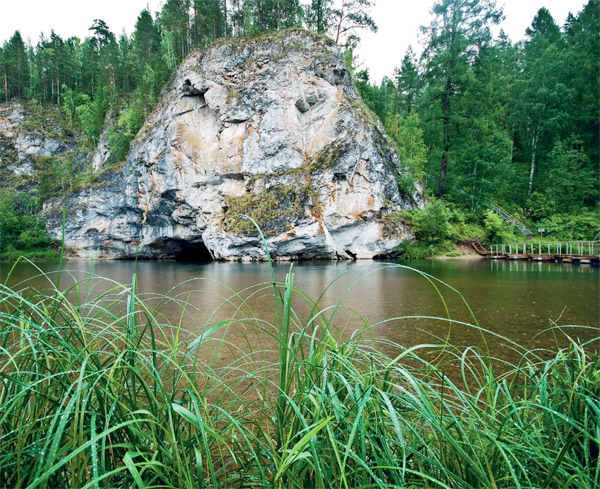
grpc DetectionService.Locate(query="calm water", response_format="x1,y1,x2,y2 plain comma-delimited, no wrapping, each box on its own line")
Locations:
2,258,598,362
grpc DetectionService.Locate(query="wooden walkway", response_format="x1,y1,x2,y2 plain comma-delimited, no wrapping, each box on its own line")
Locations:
472,241,600,264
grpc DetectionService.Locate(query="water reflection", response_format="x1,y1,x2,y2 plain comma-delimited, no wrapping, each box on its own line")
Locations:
1,258,598,364
489,259,597,273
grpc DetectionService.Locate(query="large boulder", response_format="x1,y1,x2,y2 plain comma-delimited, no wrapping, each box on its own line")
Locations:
45,30,424,260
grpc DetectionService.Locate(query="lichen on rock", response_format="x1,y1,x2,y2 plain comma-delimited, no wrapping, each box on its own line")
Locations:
44,29,424,261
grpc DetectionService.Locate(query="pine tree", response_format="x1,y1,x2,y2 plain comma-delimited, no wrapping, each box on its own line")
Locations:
132,9,161,67
2,31,30,100
117,33,134,94
395,46,420,115
452,42,513,207
158,0,191,64
564,0,599,186
332,0,377,48
0,45,6,102
307,0,333,34
191,0,225,47
421,0,503,196
48,31,66,104
512,8,573,196
243,0,303,33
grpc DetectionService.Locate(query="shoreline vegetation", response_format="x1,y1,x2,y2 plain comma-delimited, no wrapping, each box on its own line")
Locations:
1,254,598,488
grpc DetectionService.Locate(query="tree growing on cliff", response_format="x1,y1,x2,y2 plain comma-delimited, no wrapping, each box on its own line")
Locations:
306,0,333,34
132,9,161,69
191,0,225,46
76,87,109,146
158,0,191,67
331,0,377,48
0,31,30,101
241,0,303,33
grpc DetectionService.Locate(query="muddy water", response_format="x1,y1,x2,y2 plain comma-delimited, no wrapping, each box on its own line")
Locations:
2,258,598,365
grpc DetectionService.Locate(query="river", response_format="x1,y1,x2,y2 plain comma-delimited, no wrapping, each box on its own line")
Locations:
2,258,598,364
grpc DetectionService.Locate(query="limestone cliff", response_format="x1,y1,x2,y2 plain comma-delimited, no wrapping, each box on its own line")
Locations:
0,105,77,179
43,30,424,260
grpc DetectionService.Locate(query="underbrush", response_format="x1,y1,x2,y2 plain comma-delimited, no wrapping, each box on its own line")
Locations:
0,253,598,488
0,249,59,261
398,198,599,258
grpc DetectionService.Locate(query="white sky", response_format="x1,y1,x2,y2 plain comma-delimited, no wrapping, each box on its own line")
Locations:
0,0,589,83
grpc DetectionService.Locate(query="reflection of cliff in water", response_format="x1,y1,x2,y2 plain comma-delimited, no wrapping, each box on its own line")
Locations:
2,259,598,368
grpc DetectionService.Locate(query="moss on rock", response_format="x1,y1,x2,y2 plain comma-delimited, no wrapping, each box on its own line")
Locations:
223,184,308,236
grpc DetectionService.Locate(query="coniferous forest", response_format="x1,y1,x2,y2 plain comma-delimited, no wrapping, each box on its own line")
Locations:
0,0,598,257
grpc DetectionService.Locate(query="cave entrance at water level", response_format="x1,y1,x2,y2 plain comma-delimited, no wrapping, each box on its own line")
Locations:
160,239,213,262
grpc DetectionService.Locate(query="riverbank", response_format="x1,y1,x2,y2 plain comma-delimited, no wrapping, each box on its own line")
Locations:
433,243,484,260
0,246,485,262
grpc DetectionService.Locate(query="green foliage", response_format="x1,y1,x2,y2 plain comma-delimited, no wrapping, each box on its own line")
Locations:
37,155,78,194
354,1,597,228
394,46,420,114
386,111,426,180
409,201,457,243
132,8,161,66
483,210,518,244
0,31,29,101
421,0,503,197
450,206,485,241
108,103,145,161
525,191,555,221
400,200,457,257
547,137,597,210
399,202,491,257
191,0,226,47
75,87,109,145
119,103,146,134
0,189,54,256
523,137,597,230
537,210,600,240
306,0,333,34
33,151,102,199
513,9,574,197
107,130,131,162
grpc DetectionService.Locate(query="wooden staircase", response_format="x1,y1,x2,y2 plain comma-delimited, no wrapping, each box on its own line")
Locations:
471,240,490,256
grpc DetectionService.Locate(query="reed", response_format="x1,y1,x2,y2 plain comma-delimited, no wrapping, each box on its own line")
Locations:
0,256,598,488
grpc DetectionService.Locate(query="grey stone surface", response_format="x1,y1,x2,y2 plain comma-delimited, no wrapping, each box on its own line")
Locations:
0,105,74,177
43,30,424,260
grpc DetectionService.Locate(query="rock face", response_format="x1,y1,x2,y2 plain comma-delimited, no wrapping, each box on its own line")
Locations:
45,30,424,260
0,105,75,177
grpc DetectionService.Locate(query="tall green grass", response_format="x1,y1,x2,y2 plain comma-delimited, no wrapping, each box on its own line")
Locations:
0,255,598,488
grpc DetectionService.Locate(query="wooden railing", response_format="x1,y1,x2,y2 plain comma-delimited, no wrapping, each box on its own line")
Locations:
491,205,534,236
489,241,599,256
